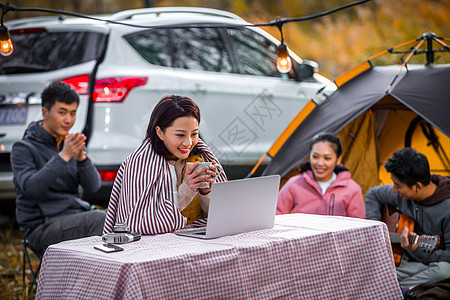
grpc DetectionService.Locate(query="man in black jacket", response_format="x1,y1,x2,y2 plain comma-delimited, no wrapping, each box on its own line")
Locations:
365,148,450,289
11,81,105,256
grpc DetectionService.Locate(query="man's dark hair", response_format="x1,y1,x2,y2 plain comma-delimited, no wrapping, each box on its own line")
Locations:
310,132,343,157
41,81,80,110
145,95,201,156
384,147,431,187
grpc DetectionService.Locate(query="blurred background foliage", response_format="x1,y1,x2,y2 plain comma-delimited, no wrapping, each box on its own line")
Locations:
1,1,449,298
4,0,450,78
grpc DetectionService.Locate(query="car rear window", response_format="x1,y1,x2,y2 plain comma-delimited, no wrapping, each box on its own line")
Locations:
171,27,233,73
124,28,172,67
227,28,280,77
125,27,233,73
0,31,106,74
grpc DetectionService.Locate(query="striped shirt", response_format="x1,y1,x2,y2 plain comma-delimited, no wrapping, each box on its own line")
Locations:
103,138,227,235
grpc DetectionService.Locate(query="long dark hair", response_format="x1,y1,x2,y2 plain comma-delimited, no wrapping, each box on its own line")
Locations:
146,95,201,156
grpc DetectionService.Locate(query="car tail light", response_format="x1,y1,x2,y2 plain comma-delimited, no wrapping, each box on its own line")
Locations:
93,77,147,103
10,28,47,34
61,74,90,95
99,170,118,182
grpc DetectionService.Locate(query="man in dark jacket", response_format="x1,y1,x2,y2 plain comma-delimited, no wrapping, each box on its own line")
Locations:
11,81,105,256
366,148,450,289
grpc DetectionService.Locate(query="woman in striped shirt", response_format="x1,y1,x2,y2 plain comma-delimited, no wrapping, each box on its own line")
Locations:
103,95,227,235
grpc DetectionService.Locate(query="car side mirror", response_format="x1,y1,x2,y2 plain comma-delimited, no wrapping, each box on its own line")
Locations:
297,60,318,81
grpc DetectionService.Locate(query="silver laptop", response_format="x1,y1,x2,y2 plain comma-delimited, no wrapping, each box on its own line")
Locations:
175,175,280,239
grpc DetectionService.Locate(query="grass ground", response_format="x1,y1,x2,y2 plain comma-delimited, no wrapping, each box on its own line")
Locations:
0,219,40,300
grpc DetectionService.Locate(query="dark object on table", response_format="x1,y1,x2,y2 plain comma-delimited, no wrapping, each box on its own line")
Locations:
102,222,141,244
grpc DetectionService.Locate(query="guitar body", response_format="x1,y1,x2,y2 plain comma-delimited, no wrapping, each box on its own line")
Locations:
381,205,440,267
382,205,415,267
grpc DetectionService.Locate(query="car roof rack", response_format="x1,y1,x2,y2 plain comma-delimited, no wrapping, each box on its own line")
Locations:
5,16,65,27
5,14,113,28
109,7,244,21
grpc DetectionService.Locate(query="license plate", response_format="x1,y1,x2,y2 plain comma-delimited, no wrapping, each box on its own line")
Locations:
0,106,28,125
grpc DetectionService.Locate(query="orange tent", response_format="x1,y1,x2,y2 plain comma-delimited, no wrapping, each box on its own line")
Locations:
250,33,450,195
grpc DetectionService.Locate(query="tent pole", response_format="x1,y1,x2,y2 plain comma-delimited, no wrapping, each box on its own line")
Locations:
368,39,416,61
247,153,267,178
425,33,434,65
433,36,450,49
386,39,425,92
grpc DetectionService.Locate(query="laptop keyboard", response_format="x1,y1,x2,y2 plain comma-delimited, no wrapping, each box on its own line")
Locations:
192,230,206,235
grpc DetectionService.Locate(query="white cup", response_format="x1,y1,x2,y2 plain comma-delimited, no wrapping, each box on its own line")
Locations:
187,162,223,189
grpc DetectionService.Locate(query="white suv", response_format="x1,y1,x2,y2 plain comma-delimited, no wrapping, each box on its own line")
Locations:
0,7,332,203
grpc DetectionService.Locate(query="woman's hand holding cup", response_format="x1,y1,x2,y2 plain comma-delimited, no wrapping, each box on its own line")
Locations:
185,160,222,194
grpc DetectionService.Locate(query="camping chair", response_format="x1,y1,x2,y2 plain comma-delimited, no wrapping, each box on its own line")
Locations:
22,238,41,293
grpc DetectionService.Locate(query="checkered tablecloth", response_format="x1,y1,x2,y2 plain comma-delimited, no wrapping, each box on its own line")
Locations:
35,214,402,299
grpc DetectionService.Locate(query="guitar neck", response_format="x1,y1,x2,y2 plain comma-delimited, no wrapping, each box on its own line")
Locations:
389,232,440,250
389,232,415,244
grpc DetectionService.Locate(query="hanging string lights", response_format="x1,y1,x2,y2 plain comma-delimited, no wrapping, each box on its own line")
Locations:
0,0,371,64
0,24,12,56
0,4,12,56
274,20,292,73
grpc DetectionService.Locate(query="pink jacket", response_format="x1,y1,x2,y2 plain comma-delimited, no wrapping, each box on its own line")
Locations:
277,169,365,218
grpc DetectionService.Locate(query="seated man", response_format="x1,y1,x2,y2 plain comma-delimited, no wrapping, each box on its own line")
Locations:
365,148,450,289
11,81,105,256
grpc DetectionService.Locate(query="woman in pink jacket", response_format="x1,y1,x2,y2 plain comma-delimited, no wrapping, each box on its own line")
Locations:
277,133,365,218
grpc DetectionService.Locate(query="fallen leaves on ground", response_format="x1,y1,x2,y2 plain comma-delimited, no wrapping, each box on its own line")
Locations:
0,227,40,299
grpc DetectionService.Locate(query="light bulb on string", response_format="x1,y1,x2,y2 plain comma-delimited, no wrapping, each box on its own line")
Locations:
0,25,13,56
276,42,292,73
274,19,292,74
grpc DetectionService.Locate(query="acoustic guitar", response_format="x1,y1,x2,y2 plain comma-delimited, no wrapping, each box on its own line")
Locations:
381,205,440,267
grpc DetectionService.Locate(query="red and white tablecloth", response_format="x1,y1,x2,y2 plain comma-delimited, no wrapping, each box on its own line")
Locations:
35,213,402,299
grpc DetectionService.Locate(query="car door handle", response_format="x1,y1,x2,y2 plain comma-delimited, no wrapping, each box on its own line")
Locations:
261,89,273,99
195,84,207,95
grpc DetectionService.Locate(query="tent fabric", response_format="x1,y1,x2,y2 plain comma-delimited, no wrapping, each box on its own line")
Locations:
337,111,379,197
376,110,450,185
262,64,450,179
389,66,450,136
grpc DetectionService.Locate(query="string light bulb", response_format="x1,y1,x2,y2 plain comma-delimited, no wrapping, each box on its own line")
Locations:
0,25,13,56
276,42,292,73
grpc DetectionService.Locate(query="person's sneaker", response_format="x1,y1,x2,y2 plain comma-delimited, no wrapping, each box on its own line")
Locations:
401,287,417,300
